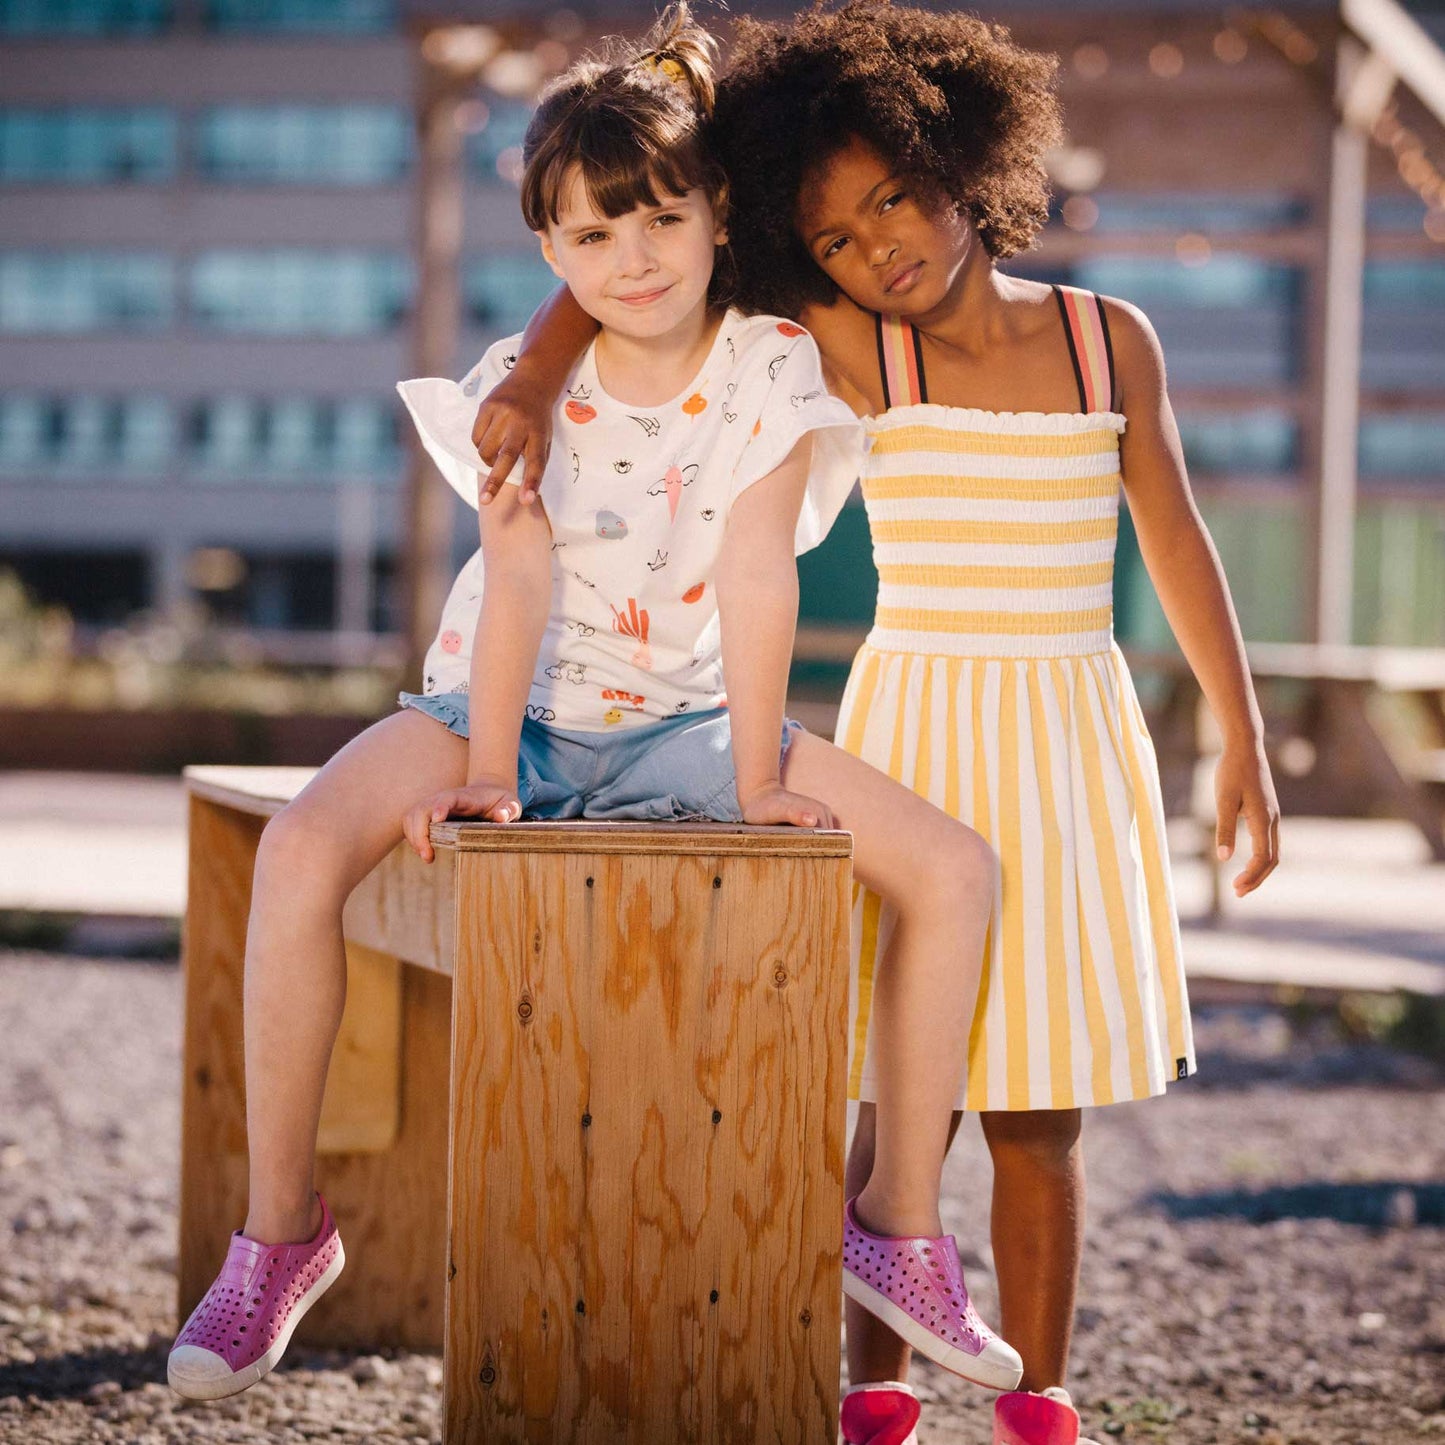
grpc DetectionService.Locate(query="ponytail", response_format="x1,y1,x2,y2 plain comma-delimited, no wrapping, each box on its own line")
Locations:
635,4,718,118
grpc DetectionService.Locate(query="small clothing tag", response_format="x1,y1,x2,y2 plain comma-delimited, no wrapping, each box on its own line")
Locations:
1176,1058,1190,1081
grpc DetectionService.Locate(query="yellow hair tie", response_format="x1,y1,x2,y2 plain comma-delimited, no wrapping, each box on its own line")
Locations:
640,52,688,87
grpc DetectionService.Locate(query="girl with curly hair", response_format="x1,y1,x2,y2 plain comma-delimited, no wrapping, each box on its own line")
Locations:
475,4,1280,1442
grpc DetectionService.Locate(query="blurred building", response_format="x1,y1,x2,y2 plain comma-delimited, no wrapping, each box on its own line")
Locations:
0,0,1442,651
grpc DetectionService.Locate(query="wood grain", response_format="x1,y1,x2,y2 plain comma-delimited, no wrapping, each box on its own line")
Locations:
433,819,853,857
445,845,851,1444
316,942,402,1155
341,839,456,976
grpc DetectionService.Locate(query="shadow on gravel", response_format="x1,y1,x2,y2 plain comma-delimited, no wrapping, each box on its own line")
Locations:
1152,1179,1445,1227
0,1343,168,1401
1187,914,1445,967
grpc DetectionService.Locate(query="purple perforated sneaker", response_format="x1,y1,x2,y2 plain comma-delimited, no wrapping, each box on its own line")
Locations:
842,1197,1023,1391
168,1192,344,1401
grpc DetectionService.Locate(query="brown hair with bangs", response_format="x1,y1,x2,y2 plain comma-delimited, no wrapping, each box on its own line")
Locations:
519,3,729,245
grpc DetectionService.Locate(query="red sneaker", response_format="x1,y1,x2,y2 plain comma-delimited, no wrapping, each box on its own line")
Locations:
841,1381,921,1445
995,1386,1101,1445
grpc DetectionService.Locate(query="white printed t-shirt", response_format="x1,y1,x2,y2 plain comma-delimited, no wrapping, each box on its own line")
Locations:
396,308,864,732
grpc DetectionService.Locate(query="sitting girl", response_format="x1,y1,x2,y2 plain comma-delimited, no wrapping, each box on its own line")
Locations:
167,4,1022,1415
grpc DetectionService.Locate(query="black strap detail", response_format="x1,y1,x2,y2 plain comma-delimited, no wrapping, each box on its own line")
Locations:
910,320,929,405
1053,284,1089,414
1094,290,1119,412
874,311,892,411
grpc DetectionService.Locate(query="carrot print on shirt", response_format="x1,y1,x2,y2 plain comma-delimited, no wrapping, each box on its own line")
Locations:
610,597,652,670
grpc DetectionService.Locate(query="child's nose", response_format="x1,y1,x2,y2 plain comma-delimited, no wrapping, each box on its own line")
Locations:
869,235,900,268
616,237,659,276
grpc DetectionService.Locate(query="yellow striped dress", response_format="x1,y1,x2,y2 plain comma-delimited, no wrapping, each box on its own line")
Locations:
840,286,1195,1113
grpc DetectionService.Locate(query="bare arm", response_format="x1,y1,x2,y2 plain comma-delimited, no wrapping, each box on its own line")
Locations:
402,487,553,859
714,436,835,828
1109,298,1280,895
471,284,598,505
796,294,882,417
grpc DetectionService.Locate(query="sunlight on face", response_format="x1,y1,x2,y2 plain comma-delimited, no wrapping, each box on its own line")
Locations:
538,166,727,339
795,136,972,317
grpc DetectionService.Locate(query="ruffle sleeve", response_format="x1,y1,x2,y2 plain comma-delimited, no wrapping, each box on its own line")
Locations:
394,338,520,509
728,326,865,555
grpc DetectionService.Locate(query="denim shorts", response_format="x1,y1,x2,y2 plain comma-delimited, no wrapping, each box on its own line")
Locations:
398,691,802,823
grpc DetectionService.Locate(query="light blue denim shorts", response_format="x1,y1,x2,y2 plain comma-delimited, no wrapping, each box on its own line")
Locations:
398,691,802,823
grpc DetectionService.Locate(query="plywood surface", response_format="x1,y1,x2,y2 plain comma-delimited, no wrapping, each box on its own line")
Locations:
445,846,850,1444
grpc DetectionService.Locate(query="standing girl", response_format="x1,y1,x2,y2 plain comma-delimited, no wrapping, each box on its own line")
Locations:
479,6,1280,1442
166,6,1024,1420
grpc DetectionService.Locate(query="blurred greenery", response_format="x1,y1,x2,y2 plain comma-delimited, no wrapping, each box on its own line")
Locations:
0,569,395,715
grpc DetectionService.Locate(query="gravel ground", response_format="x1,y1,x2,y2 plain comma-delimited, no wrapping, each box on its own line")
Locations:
1,949,1442,1445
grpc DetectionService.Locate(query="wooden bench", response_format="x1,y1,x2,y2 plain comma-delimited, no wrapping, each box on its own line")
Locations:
178,766,853,1443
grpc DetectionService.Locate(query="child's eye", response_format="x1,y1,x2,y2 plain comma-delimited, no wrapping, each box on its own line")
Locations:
822,236,849,259
577,231,608,245
654,213,683,227
881,191,906,213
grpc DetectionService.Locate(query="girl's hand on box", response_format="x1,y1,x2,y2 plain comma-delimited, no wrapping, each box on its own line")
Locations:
1214,741,1280,896
740,781,836,830
472,370,552,507
403,779,522,862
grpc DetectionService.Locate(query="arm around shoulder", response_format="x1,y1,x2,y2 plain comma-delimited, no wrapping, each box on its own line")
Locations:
472,284,599,504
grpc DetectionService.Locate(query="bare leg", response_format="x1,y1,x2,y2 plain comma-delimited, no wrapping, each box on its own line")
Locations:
241,709,467,1245
981,1109,1085,1392
782,730,993,1238
843,1102,966,1385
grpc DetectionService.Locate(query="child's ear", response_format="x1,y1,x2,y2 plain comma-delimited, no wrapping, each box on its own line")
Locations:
537,231,565,281
712,185,730,246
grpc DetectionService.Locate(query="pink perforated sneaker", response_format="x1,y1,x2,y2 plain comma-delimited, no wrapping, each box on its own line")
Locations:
168,1192,344,1401
842,1197,1023,1391
841,1381,921,1445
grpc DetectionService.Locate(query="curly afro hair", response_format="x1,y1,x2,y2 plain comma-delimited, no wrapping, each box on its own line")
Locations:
711,1,1062,317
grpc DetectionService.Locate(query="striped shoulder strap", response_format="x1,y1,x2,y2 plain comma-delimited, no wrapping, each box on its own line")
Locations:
875,312,928,409
1053,285,1118,414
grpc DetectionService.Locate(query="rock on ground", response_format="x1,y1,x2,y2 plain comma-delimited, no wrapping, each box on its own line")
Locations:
0,950,1442,1444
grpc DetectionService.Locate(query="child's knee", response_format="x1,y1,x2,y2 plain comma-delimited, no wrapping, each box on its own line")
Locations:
924,821,997,910
982,1109,1082,1173
255,803,336,891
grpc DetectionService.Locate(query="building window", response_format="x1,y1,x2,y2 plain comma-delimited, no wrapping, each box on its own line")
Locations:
0,0,169,35
200,551,337,631
189,250,409,335
464,96,534,180
463,253,561,333
0,253,173,333
0,549,150,623
1362,262,1445,391
1072,256,1301,388
1175,411,1297,478
1359,415,1445,480
188,396,401,479
197,105,409,185
0,108,176,184
0,394,172,476
205,0,393,34
1064,193,1309,234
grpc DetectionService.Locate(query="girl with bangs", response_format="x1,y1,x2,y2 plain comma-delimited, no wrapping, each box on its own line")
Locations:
167,3,1025,1420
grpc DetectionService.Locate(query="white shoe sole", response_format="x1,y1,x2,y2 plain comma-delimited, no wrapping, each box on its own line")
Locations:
168,1239,346,1401
842,1270,1023,1391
